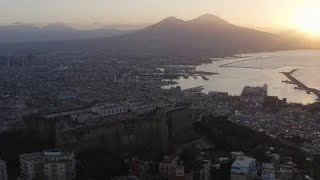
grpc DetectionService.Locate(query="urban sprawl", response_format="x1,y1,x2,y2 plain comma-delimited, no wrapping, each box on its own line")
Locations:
0,53,320,180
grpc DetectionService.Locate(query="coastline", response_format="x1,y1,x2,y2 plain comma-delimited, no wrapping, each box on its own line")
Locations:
164,50,320,104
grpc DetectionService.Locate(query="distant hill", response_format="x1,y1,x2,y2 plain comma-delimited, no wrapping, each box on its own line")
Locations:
102,14,289,56
0,14,319,56
0,23,130,43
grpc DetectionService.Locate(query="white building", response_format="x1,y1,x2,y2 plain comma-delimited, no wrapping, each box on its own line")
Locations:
91,103,129,117
20,151,75,180
126,100,157,115
231,157,257,180
262,163,276,180
0,160,8,180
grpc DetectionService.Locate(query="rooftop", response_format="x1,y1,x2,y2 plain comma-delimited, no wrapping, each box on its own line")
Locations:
20,152,43,161
232,157,255,168
20,151,74,161
231,156,256,175
262,163,275,170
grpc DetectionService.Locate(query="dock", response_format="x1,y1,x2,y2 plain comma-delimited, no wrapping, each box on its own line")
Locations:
281,69,320,101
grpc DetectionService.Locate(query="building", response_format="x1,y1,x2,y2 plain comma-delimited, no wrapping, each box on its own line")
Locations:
231,157,257,180
193,160,211,180
169,166,193,180
174,166,185,178
241,84,268,104
0,160,8,180
208,91,229,99
24,103,193,156
164,107,196,145
125,157,160,179
261,163,276,180
277,164,293,180
159,155,180,179
231,152,245,160
20,151,75,180
269,154,280,170
126,99,157,115
90,102,129,118
0,55,34,68
20,153,44,180
43,151,75,180
263,96,287,111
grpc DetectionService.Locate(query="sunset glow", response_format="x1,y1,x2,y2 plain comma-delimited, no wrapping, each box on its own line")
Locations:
294,6,320,37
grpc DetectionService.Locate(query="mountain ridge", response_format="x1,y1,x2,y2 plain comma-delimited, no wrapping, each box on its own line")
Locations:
0,23,131,43
0,14,318,56
101,14,286,56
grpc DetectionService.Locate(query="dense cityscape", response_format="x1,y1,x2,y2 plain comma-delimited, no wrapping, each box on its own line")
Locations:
0,52,319,180
1,1,320,179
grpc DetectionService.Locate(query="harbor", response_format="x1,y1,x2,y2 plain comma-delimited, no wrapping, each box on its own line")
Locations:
281,69,320,101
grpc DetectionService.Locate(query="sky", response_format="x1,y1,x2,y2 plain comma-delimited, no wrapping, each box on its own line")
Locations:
0,0,319,31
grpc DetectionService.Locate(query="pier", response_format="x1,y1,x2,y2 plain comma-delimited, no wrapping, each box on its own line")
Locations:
219,56,275,68
281,69,320,101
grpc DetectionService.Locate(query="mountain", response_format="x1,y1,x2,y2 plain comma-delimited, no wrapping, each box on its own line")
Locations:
101,14,288,56
1,14,318,56
0,23,131,43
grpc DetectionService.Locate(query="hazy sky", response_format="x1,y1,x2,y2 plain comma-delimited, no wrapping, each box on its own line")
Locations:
0,0,319,30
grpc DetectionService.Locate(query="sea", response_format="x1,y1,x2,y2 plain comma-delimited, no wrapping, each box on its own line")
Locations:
164,50,320,104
